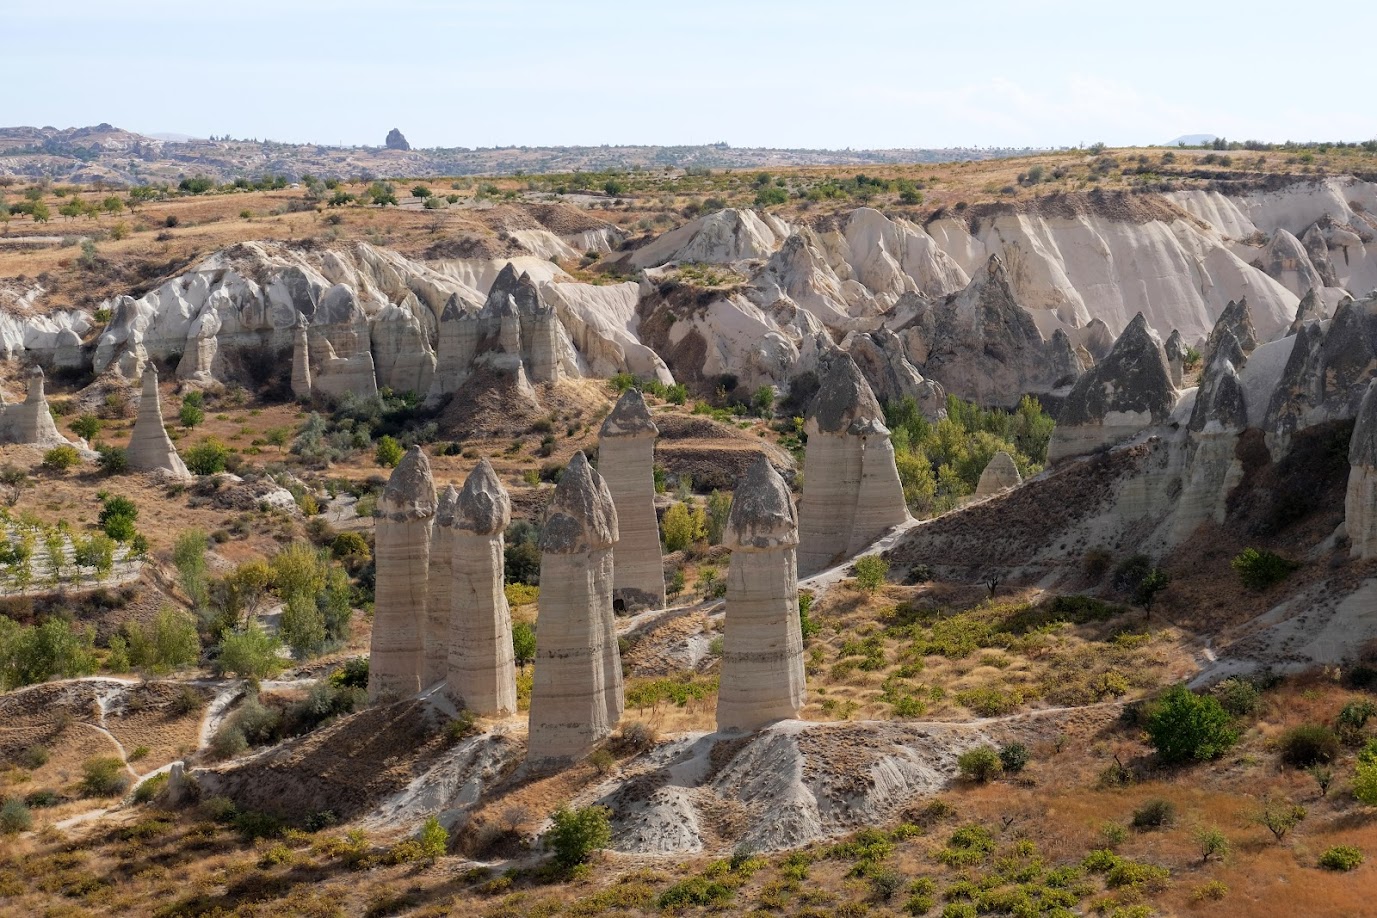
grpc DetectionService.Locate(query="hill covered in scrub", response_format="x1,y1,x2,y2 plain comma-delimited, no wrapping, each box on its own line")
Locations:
0,143,1376,917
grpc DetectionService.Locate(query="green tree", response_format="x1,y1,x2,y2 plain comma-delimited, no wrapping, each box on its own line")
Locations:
101,195,124,217
667,569,686,601
752,385,776,417
375,435,403,468
96,445,128,475
179,400,204,428
184,440,230,475
280,594,326,658
215,623,284,680
173,529,209,609
661,502,706,552
416,815,448,860
512,621,537,670
0,616,97,690
545,804,612,867
1146,684,1238,764
1135,567,1170,616
99,495,139,542
1255,799,1306,843
126,607,200,673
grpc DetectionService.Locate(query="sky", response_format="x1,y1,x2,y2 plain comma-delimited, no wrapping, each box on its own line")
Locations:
6,0,1375,150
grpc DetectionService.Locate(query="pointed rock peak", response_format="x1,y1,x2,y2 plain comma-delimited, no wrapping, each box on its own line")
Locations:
1059,312,1175,426
1165,329,1184,362
1291,287,1323,333
435,482,459,525
724,456,797,550
379,446,437,521
1190,329,1248,430
986,450,1020,478
440,292,465,321
979,253,1009,286
809,352,884,434
541,451,617,553
1351,379,1377,468
1208,298,1257,357
453,458,511,535
601,388,658,438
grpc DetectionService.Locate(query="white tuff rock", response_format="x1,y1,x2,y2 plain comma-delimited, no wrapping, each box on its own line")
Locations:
975,451,1023,498
599,389,666,612
126,365,191,479
1348,379,1377,559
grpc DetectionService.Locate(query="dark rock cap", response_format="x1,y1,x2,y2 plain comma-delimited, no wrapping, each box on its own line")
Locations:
808,352,884,434
379,446,438,521
1290,287,1324,335
600,388,659,439
1164,329,1185,363
451,459,512,535
1189,330,1248,431
1206,298,1258,359
540,451,617,553
1058,313,1175,426
723,456,797,550
485,263,543,315
435,483,459,528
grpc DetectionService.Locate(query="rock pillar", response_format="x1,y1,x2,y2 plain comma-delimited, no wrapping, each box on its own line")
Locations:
368,446,436,702
716,456,806,732
127,365,191,479
1348,379,1377,559
527,451,622,761
291,322,312,399
445,459,517,715
974,450,1023,498
599,388,665,612
424,484,458,689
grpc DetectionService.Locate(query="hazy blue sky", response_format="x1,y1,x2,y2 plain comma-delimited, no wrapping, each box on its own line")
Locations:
9,0,1374,149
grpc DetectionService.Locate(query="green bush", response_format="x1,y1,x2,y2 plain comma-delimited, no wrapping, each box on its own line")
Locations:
0,798,32,834
545,804,612,867
1278,724,1341,767
1145,684,1238,764
96,445,129,475
215,623,285,680
81,757,131,797
1231,547,1299,589
1211,677,1261,717
125,607,201,673
18,745,49,769
0,617,97,690
1130,798,1176,830
661,502,706,552
956,745,1003,783
42,445,81,471
998,742,1029,773
71,414,101,440
1318,845,1364,871
179,401,204,428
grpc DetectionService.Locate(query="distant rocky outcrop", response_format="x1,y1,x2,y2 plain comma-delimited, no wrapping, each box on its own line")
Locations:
528,452,622,761
445,459,517,715
1348,379,1377,559
717,457,806,732
368,447,436,702
126,366,190,478
1048,313,1176,462
599,389,665,613
893,256,1081,408
385,129,410,152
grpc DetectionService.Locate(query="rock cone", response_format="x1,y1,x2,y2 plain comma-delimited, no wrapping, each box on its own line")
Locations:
127,366,191,478
599,388,665,612
445,459,517,714
717,457,806,732
975,451,1022,498
368,446,436,702
528,451,622,760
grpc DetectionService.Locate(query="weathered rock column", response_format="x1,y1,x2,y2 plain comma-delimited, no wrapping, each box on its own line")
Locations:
717,456,806,733
599,389,665,612
849,417,911,556
528,451,622,761
424,484,458,689
1347,379,1377,560
1164,329,1185,389
11,367,70,448
127,365,191,479
290,322,312,399
798,354,894,575
1171,329,1249,543
368,446,436,702
445,459,517,715
975,450,1023,498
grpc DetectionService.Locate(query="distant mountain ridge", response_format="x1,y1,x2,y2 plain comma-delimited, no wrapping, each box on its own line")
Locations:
0,123,1051,186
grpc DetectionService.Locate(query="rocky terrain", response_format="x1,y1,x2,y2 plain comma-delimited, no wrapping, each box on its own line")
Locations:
1,147,1377,918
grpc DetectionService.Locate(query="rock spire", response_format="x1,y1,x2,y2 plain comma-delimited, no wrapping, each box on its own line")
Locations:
127,365,191,478
716,457,806,732
1347,378,1377,559
527,451,622,760
599,389,665,612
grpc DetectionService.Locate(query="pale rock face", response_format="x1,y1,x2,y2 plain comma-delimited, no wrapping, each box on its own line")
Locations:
368,446,437,702
126,366,191,478
1290,287,1327,335
290,323,312,398
1203,299,1257,364
844,327,947,417
1164,330,1185,389
446,459,517,714
1172,330,1250,542
370,300,436,395
1049,313,1176,462
599,389,666,613
630,209,788,268
528,452,623,761
1259,229,1327,299
424,484,458,689
717,457,806,732
1347,379,1377,559
975,451,1023,498
797,354,909,575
